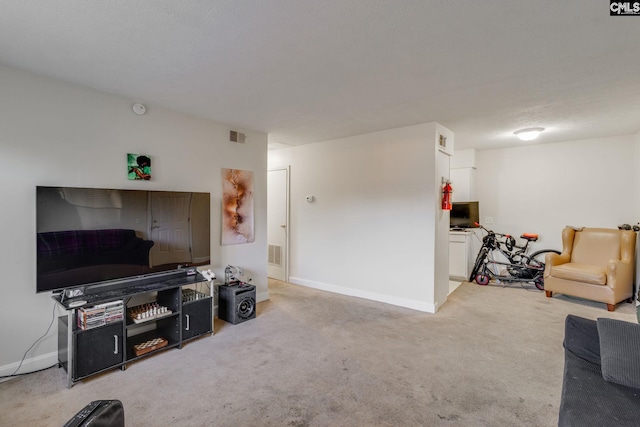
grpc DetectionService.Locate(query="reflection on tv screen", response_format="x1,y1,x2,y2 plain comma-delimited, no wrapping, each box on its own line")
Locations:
36,186,210,293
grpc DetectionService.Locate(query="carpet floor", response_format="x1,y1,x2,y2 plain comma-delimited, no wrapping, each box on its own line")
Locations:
0,279,635,426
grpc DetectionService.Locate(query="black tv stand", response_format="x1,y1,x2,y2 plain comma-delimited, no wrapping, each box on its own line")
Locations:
54,270,213,388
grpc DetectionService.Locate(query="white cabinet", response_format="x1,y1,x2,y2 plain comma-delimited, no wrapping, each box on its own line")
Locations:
449,230,473,281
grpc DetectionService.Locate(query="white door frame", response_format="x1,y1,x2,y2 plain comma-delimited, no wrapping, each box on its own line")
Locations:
268,166,290,281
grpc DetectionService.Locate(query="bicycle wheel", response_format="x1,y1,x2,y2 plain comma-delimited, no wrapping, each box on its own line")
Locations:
475,272,490,286
469,247,488,282
526,249,560,290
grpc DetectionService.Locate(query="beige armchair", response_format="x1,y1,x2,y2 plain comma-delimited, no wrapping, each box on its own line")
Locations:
544,227,636,311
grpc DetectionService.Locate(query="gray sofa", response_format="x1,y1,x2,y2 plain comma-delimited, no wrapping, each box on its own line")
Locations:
559,315,640,426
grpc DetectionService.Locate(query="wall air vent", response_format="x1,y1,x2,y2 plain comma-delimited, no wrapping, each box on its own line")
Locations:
268,244,282,266
230,130,246,143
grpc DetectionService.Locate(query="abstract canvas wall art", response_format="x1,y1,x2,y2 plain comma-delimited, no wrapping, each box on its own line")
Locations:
221,168,254,245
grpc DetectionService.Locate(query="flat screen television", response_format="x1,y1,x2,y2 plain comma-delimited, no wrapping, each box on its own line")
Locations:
450,201,480,229
36,186,211,294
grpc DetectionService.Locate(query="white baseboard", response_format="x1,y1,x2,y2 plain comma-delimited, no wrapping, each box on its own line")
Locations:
0,350,58,381
288,277,436,313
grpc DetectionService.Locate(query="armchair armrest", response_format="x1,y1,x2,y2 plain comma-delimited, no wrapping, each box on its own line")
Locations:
545,226,574,278
620,230,636,263
544,252,570,277
607,259,633,291
546,252,570,266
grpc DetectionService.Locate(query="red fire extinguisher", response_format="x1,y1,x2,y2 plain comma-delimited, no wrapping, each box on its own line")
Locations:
442,180,453,211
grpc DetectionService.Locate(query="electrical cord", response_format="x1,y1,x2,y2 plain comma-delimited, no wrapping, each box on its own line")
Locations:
1,302,58,379
0,364,58,379
201,279,219,297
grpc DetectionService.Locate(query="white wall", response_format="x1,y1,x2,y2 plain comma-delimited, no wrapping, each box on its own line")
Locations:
476,135,637,252
0,65,268,375
634,131,640,292
269,123,452,313
450,149,476,170
450,149,477,202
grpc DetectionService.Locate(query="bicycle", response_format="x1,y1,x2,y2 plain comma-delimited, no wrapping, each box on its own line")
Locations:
468,223,560,290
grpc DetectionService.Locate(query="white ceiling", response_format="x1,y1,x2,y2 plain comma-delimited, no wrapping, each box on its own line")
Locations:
1,1,639,151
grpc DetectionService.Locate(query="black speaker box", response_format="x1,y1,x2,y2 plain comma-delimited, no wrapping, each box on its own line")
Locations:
218,283,256,325
63,400,124,427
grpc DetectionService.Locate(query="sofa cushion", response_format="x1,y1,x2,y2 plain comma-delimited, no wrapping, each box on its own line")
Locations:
597,318,640,389
559,349,640,427
550,262,607,285
559,315,640,427
563,315,601,364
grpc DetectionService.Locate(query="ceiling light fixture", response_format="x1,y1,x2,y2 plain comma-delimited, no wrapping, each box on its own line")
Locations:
514,127,544,141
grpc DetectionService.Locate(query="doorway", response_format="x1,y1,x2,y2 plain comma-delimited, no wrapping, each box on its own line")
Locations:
267,167,289,281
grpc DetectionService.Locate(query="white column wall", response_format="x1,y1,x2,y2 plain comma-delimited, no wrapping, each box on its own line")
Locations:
269,123,449,312
0,64,268,375
434,124,454,309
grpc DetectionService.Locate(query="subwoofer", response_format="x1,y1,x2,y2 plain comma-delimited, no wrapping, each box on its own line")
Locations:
218,283,256,324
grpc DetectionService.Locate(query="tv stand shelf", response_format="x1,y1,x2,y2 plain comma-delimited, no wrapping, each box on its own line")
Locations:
54,270,212,388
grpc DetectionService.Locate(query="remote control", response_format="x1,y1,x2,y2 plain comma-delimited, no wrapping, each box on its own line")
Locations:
68,300,87,308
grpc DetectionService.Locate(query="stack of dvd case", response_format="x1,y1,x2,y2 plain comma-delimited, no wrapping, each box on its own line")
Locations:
103,300,124,325
77,300,124,330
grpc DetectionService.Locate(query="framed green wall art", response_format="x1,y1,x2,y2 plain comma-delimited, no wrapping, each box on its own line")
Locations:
127,154,152,180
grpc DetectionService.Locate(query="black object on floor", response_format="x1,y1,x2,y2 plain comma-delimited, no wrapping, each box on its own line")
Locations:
219,283,256,325
63,399,125,427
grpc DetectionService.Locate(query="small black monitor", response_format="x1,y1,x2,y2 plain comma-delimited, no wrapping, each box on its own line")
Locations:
450,201,480,228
